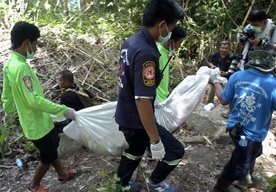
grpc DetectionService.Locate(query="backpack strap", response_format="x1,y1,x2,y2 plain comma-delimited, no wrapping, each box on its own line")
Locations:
76,87,90,98
65,88,74,92
64,86,92,107
65,87,89,98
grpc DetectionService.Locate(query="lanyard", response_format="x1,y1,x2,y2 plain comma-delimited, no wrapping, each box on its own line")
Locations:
160,55,173,74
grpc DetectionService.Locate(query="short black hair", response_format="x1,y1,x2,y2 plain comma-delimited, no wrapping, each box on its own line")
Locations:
58,70,74,85
11,21,40,50
142,0,184,27
170,25,186,41
248,10,268,22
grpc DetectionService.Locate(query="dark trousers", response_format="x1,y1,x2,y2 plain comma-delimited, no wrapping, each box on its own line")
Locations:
223,131,262,182
117,123,185,186
54,120,69,134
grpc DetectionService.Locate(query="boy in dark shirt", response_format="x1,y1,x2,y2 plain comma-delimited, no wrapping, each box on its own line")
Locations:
58,70,87,111
54,69,94,133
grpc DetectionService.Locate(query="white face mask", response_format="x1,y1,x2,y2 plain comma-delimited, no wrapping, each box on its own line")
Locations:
250,25,263,34
157,23,172,44
26,41,35,59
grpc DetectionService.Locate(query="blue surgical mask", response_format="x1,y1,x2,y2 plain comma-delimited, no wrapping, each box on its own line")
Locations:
169,41,175,54
169,47,175,54
26,41,35,59
157,24,172,44
250,25,262,34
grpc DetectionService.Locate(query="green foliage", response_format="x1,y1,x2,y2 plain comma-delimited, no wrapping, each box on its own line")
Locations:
0,130,9,156
91,171,122,191
0,0,276,88
0,120,18,157
182,0,276,60
1,0,276,51
0,117,38,159
266,174,276,192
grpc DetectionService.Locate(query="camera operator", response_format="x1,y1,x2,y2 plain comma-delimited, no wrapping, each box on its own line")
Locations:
210,43,276,192
237,10,276,70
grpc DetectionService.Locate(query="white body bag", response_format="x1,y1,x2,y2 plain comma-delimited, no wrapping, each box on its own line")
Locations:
63,67,226,156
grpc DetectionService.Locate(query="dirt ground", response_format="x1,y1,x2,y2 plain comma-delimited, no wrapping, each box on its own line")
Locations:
0,35,275,192
0,112,275,192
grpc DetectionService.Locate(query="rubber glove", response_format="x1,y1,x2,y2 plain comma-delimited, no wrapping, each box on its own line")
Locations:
209,73,221,84
63,107,76,121
150,139,165,160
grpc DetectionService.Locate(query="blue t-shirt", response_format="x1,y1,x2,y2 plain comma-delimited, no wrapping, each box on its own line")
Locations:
222,68,276,142
115,27,162,129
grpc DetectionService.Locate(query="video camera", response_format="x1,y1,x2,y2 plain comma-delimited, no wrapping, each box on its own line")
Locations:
239,28,255,43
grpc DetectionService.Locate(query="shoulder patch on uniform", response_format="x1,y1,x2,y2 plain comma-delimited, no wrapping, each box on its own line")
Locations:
142,61,156,86
22,75,33,92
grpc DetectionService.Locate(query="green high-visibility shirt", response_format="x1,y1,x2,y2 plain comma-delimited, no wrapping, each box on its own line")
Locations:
1,51,67,140
156,44,170,102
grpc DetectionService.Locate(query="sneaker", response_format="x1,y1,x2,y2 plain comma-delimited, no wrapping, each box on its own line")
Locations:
123,182,141,192
145,178,176,192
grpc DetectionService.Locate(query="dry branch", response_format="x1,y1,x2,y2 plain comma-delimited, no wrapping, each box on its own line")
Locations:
0,27,120,104
241,0,256,29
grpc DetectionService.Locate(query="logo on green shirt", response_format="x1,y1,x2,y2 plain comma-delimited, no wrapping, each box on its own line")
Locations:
22,75,33,92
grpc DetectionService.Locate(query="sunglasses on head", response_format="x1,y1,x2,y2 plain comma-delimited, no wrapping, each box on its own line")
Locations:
221,40,230,45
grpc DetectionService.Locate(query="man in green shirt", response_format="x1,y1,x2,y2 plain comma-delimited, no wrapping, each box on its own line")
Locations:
1,21,81,192
156,25,187,103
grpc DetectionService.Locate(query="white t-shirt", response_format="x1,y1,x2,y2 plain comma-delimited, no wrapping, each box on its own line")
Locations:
244,19,276,44
237,19,276,70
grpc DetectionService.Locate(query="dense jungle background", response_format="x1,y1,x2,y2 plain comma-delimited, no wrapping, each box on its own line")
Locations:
0,0,276,192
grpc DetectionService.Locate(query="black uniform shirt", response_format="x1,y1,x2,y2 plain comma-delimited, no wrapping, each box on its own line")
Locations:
115,26,162,129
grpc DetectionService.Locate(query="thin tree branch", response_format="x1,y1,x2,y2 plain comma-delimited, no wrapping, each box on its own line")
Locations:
241,0,256,29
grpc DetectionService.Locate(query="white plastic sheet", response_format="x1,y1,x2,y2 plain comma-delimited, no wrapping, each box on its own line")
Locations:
63,66,226,156
154,66,227,132
63,101,128,157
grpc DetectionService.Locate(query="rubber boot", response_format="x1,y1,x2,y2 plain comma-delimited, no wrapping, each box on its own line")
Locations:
212,172,239,192
237,161,262,187
236,171,253,187
249,161,262,185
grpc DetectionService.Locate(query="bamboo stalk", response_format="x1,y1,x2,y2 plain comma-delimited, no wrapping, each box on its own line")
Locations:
266,0,275,14
241,0,256,29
